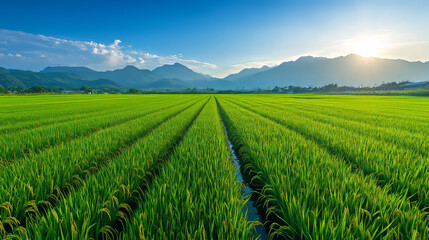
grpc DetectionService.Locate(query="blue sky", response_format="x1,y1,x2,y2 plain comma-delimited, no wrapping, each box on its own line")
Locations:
1,0,429,77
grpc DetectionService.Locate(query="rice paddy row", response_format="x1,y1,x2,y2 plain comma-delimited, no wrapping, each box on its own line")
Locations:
0,94,427,239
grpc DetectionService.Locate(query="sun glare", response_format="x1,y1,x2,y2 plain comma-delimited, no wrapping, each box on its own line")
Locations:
351,38,382,57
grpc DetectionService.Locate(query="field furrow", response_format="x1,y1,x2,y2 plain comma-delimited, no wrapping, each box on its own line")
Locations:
120,98,255,240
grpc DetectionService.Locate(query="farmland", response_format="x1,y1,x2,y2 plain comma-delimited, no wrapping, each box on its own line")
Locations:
0,94,428,239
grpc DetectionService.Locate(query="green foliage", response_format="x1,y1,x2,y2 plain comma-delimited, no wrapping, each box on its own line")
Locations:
0,94,427,239
128,88,140,94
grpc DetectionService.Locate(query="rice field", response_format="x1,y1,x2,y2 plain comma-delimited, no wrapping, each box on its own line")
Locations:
0,94,428,239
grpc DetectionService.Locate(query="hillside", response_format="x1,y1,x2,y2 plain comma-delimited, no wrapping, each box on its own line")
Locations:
232,55,429,89
0,67,122,89
152,63,210,81
4,55,429,90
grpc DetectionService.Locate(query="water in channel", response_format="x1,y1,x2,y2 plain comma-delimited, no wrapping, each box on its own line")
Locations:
219,115,269,240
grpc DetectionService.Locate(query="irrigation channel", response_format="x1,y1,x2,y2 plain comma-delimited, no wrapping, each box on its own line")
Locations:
218,106,269,240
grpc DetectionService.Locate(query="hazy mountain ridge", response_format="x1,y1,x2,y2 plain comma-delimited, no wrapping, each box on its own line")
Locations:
41,65,160,88
233,54,429,89
3,54,429,90
224,66,271,81
0,67,122,89
40,63,217,89
152,63,210,81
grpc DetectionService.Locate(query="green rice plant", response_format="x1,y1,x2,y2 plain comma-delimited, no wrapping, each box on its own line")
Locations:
19,98,209,239
217,97,428,239
223,96,429,209
227,96,429,157
120,98,255,240
0,97,205,237
0,95,131,125
224,95,429,135
0,96,198,164
0,96,183,135
0,93,427,240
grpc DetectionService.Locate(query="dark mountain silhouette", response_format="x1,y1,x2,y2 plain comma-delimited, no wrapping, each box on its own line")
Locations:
152,63,210,81
0,67,122,89
232,54,429,89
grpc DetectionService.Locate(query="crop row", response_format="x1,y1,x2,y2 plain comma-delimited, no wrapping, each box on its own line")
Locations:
223,96,429,209
17,97,208,239
0,95,134,122
0,96,181,135
1,94,427,239
216,96,428,239
226,96,428,157
120,98,254,239
0,96,198,164
227,95,429,135
0,97,206,237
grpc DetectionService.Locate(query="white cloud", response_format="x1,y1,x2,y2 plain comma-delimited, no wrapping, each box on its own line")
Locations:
0,29,218,74
7,53,23,57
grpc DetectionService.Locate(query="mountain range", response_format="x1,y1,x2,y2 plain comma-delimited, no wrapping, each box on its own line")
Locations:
2,54,429,90
233,54,429,89
0,67,121,89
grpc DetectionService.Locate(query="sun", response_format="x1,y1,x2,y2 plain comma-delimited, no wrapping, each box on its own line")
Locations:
351,38,382,57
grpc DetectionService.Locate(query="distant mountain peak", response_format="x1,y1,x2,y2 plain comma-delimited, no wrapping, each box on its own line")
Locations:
295,56,329,62
233,54,429,89
41,66,95,73
123,65,140,70
296,55,315,60
152,62,210,81
343,53,368,59
160,62,189,70
223,65,272,81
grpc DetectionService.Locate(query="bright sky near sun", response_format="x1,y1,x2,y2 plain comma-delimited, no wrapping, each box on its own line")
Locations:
1,0,429,77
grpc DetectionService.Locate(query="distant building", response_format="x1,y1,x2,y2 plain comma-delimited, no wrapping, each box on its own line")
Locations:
401,81,429,87
61,90,76,94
